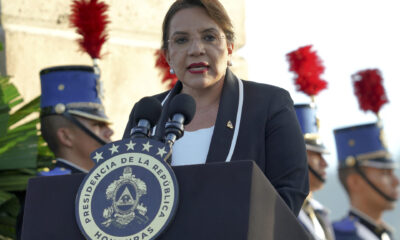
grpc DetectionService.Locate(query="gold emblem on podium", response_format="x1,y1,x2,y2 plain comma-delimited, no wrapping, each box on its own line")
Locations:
75,138,178,240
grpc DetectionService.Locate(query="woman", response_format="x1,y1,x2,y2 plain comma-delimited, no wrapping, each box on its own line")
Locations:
123,0,308,215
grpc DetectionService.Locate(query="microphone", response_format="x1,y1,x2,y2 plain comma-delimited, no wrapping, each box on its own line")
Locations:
130,97,162,138
164,94,196,145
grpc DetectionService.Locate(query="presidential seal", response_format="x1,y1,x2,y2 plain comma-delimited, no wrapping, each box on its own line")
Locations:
75,138,178,240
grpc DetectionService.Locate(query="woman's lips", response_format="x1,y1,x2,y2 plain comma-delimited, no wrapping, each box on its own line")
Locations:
188,63,209,74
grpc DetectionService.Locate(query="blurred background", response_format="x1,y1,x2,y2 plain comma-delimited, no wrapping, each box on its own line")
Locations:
239,0,400,237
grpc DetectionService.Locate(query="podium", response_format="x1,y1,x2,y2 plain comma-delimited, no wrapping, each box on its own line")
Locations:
21,160,311,239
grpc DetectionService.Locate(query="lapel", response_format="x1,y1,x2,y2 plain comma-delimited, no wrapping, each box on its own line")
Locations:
155,69,241,164
206,69,240,163
154,82,182,141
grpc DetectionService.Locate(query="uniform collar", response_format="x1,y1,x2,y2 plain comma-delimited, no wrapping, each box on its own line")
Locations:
56,158,88,173
349,207,394,238
307,197,329,213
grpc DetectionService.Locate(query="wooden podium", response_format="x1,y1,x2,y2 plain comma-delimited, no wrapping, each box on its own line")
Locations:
21,160,311,239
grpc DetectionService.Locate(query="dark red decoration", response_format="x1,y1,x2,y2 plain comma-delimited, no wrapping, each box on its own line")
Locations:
352,69,388,114
70,0,109,59
155,49,178,89
287,45,327,96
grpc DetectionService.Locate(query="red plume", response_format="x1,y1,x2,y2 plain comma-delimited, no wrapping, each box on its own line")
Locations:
155,50,178,89
70,0,109,59
287,45,327,96
352,69,388,114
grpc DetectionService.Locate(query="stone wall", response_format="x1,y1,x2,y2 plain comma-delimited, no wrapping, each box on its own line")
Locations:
0,0,247,139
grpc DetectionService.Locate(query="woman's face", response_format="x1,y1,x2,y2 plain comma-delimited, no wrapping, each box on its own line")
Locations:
165,7,233,91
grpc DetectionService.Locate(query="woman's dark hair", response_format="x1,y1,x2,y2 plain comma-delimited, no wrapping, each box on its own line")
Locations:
161,0,235,50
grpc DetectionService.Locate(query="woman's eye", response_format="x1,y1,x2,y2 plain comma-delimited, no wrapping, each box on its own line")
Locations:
203,34,217,42
174,37,188,44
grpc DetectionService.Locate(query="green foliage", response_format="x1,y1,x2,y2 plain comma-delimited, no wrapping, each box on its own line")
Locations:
0,71,54,239
0,77,11,137
0,191,19,238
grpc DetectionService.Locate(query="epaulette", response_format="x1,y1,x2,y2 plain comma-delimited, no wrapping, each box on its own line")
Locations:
333,216,357,232
38,167,71,176
332,216,363,240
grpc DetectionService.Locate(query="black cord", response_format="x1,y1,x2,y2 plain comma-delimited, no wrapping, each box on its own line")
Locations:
308,164,326,183
63,112,107,146
354,162,396,202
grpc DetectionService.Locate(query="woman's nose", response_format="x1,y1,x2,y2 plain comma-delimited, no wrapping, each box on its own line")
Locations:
188,37,205,56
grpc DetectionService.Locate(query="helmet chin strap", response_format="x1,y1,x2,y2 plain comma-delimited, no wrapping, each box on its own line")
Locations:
354,162,397,202
63,112,107,146
308,164,326,183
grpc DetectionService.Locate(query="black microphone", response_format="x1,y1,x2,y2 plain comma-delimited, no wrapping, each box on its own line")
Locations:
130,97,162,138
164,94,196,145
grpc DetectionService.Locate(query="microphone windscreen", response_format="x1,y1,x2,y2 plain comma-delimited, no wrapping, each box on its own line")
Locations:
133,97,162,126
168,94,196,125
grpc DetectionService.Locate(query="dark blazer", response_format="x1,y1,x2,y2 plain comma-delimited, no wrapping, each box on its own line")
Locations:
123,69,309,215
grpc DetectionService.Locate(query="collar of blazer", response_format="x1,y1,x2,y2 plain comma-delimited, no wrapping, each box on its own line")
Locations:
155,68,244,164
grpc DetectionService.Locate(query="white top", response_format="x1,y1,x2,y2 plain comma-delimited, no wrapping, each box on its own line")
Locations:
157,78,244,163
171,126,214,166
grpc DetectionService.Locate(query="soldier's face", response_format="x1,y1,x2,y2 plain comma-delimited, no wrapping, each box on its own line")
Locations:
72,117,114,170
307,151,328,192
360,167,399,210
77,117,114,144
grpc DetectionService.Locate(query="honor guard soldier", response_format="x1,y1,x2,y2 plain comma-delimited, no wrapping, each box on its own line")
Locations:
38,0,113,176
333,69,399,240
287,45,334,239
39,65,113,175
16,1,112,239
295,104,335,240
16,65,114,240
333,123,399,240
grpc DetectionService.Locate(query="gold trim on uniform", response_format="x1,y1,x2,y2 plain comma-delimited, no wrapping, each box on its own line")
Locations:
304,133,320,140
66,102,104,110
356,150,391,162
55,103,66,114
379,129,388,149
68,110,111,123
345,156,356,167
345,150,391,167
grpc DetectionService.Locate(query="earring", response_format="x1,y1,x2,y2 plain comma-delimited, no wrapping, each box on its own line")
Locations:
227,60,233,67
169,68,175,74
